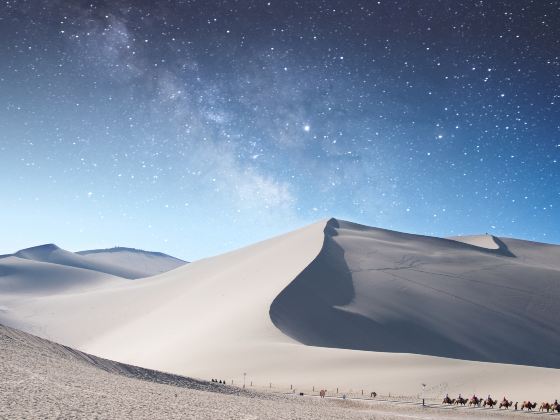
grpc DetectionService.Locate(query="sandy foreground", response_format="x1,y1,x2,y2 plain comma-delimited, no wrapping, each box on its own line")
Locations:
1,324,555,420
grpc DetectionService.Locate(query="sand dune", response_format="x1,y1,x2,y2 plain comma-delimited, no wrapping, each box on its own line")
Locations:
77,247,186,277
1,219,560,402
0,256,117,296
272,219,560,366
0,243,185,297
4,243,185,279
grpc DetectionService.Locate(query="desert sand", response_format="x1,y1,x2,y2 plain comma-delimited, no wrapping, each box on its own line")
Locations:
1,323,552,419
1,218,559,405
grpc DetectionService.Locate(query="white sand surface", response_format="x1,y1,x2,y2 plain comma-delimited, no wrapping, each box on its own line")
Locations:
1,219,560,403
1,323,553,420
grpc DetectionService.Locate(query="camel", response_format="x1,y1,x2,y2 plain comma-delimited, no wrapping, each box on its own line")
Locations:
468,396,481,407
442,396,455,405
454,396,468,406
319,390,327,398
539,402,552,412
520,401,537,411
552,401,560,413
483,397,497,408
499,400,513,409
370,391,377,398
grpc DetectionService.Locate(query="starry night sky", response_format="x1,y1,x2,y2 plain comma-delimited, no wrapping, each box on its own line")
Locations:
1,1,559,260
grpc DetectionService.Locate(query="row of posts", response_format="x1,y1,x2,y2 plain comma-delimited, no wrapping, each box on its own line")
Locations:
233,374,425,403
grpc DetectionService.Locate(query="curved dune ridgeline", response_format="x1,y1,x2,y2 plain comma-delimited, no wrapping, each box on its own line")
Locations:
271,219,560,367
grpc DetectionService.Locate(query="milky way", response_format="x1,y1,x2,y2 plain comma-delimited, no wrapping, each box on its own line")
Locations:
1,1,559,259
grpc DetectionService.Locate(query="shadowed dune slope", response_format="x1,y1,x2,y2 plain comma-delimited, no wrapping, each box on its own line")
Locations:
270,219,560,367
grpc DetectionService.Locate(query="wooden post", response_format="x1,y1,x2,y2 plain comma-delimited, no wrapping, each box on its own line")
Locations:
361,389,363,395
269,382,271,388
313,386,314,392
337,387,339,394
290,384,292,390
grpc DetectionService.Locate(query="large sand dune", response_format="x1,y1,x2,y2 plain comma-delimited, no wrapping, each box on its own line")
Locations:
1,219,560,401
271,219,560,367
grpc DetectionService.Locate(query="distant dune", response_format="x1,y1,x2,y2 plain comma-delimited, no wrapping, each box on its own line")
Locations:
77,246,187,277
1,243,186,280
1,219,560,401
0,244,186,297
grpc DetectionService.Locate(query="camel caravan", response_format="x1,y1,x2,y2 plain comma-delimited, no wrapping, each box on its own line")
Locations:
442,394,560,412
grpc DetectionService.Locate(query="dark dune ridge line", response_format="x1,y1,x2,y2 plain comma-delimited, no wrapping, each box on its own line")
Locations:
270,218,560,368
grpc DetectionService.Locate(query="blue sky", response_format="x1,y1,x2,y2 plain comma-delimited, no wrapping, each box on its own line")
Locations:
1,1,558,260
